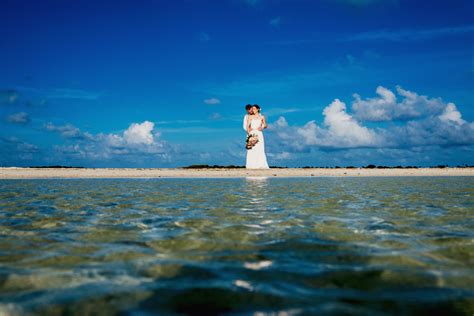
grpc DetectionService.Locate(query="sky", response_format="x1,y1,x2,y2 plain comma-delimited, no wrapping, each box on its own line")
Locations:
1,0,473,167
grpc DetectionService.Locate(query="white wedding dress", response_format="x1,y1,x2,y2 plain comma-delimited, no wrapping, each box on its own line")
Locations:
246,117,270,169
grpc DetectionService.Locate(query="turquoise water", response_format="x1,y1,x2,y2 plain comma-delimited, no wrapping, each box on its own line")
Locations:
0,177,473,315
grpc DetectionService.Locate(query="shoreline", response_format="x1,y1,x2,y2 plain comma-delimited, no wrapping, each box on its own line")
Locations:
1,167,473,179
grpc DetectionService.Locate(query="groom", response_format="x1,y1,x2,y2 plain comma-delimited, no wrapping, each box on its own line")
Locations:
242,104,253,133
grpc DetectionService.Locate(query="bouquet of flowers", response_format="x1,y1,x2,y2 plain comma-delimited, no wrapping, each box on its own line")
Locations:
245,133,259,150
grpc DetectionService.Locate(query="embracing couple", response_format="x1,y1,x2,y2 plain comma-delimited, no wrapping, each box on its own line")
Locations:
243,104,270,169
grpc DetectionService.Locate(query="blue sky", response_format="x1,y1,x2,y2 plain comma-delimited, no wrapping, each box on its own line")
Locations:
1,0,473,167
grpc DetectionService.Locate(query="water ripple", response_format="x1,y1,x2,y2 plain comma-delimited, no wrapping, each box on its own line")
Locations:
0,177,473,315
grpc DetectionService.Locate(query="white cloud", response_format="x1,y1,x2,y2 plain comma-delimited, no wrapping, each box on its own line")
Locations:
268,99,381,150
296,120,319,145
95,121,169,156
321,99,380,147
352,85,447,121
123,121,155,145
51,121,175,163
44,122,93,140
204,97,221,105
388,115,474,147
439,103,465,125
267,151,292,160
7,112,30,124
267,86,474,154
352,86,397,121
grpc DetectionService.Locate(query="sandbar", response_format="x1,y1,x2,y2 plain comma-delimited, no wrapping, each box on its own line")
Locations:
0,167,473,179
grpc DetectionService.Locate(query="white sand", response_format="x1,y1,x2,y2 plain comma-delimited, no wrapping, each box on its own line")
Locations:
0,167,473,179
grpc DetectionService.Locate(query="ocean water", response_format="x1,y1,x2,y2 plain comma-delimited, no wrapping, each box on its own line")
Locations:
0,177,473,315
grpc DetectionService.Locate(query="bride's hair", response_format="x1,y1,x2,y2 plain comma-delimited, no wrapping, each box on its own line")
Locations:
253,104,261,113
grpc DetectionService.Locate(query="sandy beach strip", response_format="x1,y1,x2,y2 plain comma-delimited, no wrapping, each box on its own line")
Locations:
0,167,473,179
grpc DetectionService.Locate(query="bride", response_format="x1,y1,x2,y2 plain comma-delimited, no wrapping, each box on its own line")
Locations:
245,104,270,169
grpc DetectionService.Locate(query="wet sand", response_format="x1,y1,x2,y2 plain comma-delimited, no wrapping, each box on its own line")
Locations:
1,167,473,178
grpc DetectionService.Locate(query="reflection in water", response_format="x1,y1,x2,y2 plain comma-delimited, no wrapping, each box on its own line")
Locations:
245,176,269,190
244,177,269,211
0,177,473,315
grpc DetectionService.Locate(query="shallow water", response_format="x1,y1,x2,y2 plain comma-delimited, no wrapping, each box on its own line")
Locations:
0,177,473,315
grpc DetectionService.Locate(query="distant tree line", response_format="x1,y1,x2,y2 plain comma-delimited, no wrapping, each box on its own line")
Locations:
25,165,85,168
182,164,473,169
300,164,473,169
17,164,473,169
182,164,245,169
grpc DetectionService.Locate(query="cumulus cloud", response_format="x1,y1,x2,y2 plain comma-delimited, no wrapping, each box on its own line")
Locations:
204,97,221,105
439,103,465,125
321,99,381,147
51,120,175,163
7,112,30,124
352,85,447,121
386,106,474,147
123,121,155,145
269,99,382,151
267,86,474,158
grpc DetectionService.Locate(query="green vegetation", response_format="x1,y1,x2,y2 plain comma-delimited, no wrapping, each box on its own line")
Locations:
26,165,85,168
182,164,473,169
20,164,473,169
182,165,245,169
